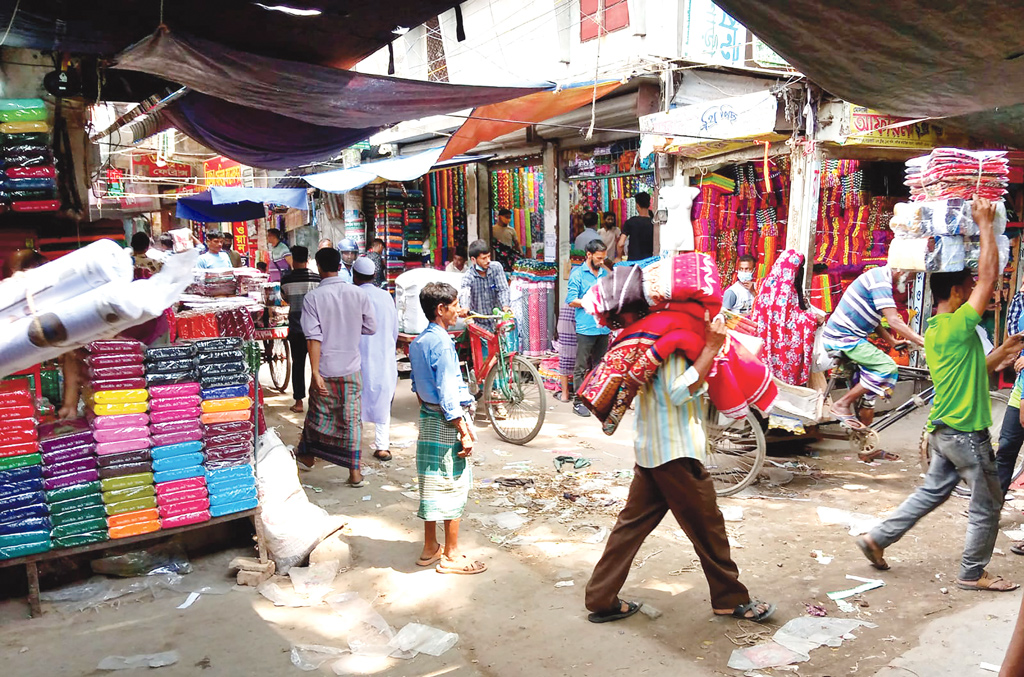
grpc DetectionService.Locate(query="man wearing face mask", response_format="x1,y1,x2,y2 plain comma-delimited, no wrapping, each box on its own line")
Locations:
823,264,925,436
722,255,757,314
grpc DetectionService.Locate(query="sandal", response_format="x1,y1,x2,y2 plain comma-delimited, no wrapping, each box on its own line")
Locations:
289,402,304,413
858,449,900,462
716,599,776,623
416,546,443,567
373,450,393,462
957,571,1019,592
1011,542,1024,556
856,536,890,570
436,556,487,575
831,406,865,430
588,600,642,624
347,479,367,488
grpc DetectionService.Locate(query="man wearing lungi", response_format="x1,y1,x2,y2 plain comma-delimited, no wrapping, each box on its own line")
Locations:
409,282,486,575
584,318,775,624
296,248,377,487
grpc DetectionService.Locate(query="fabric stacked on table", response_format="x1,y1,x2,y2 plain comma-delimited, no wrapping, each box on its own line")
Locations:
144,343,209,529
905,149,1009,202
196,338,256,517
0,382,50,559
84,340,158,540
39,418,107,549
1,98,58,213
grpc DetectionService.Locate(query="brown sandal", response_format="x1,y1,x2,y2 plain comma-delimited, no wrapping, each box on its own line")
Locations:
856,536,890,570
436,556,487,575
957,571,1019,592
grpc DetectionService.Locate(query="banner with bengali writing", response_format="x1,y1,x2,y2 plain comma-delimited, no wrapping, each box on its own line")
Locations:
843,105,969,149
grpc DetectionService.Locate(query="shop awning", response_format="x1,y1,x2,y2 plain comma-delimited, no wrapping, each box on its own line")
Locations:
438,81,624,161
110,29,547,170
303,148,490,193
176,187,308,223
638,91,786,159
711,0,1024,147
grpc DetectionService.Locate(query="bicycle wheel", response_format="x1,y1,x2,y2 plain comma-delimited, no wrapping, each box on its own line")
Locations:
704,399,766,496
483,355,546,444
919,390,1009,473
267,338,291,393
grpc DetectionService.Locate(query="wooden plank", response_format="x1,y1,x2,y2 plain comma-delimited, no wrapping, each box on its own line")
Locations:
26,561,40,618
0,509,259,570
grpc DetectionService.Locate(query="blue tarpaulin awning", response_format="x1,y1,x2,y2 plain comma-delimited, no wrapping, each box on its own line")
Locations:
176,187,307,223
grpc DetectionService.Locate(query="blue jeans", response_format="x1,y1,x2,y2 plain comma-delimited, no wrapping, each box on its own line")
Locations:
870,427,1002,581
996,404,1024,495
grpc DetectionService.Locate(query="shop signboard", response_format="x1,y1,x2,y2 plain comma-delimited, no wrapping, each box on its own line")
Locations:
204,156,244,187
682,0,746,68
842,105,969,149
639,90,786,159
132,154,192,179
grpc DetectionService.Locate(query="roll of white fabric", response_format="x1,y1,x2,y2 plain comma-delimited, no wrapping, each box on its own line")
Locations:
0,249,197,377
0,239,133,324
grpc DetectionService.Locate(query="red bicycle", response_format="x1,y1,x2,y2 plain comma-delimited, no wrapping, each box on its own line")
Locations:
463,311,546,444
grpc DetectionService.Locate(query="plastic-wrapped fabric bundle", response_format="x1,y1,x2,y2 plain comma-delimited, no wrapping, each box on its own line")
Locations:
149,407,202,424
199,373,251,389
152,430,204,447
162,510,211,528
109,519,160,539
193,337,244,353
87,339,144,354
42,456,97,478
153,465,205,483
89,364,146,379
149,394,202,412
149,383,201,398
964,234,1012,273
49,493,103,514
209,497,258,517
43,469,99,490
105,495,158,516
145,344,197,361
95,449,151,467
158,497,210,519
200,397,252,413
90,377,147,391
156,476,206,496
890,199,1007,238
200,410,251,425
98,462,154,480
158,485,207,504
152,452,204,472
201,385,249,400
107,508,159,528
95,437,152,455
146,371,199,386
41,445,95,465
150,419,203,436
151,441,203,460
88,412,149,430
91,389,148,404
146,358,196,375
204,420,254,437
0,248,198,378
0,453,43,471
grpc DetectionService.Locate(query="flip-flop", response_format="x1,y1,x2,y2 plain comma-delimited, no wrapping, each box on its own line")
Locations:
373,450,393,462
831,407,866,430
957,571,1020,592
716,600,776,623
856,536,890,570
436,557,487,575
588,600,642,624
1011,543,1024,556
347,479,368,488
416,546,443,567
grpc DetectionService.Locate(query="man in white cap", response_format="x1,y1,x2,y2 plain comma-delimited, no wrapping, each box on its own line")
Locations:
354,257,399,462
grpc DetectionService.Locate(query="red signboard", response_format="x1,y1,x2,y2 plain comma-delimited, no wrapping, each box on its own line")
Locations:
204,156,243,187
132,154,193,179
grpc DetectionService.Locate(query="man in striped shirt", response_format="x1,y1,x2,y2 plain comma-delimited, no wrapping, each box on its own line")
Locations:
584,318,776,625
822,266,923,431
281,246,321,413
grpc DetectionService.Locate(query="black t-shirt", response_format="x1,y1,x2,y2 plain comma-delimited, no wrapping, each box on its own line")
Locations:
621,215,654,260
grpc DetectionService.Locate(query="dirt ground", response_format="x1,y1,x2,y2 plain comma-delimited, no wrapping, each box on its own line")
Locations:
1,370,1022,676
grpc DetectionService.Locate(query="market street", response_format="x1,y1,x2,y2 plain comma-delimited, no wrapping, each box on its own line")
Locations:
0,372,1021,676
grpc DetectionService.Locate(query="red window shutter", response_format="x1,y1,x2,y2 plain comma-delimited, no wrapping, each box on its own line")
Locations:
603,0,630,32
580,0,601,42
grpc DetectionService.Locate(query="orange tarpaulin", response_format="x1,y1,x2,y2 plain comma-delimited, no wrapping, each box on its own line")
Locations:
439,81,624,161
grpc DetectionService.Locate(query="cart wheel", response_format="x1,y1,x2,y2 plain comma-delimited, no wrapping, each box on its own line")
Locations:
704,399,766,497
483,355,545,445
919,390,1010,474
267,338,291,393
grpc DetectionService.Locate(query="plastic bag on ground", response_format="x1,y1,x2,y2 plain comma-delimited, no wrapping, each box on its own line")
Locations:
91,541,192,577
727,642,808,671
325,592,409,658
290,644,348,671
288,559,341,597
97,651,179,670
257,577,329,608
40,574,185,612
390,623,458,656
816,506,880,536
256,429,345,573
772,617,877,656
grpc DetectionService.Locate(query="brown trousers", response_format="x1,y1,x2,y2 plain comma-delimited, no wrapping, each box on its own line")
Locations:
585,458,750,613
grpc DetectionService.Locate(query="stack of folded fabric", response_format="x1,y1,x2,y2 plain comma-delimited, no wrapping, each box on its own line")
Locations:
0,382,50,559
196,338,256,517
39,419,106,549
905,148,1009,202
144,343,209,528
102,471,159,539
1,98,59,213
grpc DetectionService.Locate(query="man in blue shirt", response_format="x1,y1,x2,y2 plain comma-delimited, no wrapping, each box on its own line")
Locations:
409,282,485,575
566,239,610,417
196,231,233,269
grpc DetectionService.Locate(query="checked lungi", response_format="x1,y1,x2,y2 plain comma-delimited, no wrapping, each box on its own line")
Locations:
416,405,472,521
557,306,577,376
298,372,362,469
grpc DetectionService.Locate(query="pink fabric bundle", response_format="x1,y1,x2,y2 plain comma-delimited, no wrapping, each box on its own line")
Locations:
95,438,153,456
152,429,204,447
155,476,206,496
89,412,150,430
92,427,150,443
162,510,210,528
150,419,203,436
149,383,202,398
149,407,201,424
149,395,202,412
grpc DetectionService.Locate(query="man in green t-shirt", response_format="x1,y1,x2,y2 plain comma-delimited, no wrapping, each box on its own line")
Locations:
856,197,1023,592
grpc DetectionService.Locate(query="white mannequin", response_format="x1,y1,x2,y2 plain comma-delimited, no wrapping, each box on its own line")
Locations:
657,184,700,256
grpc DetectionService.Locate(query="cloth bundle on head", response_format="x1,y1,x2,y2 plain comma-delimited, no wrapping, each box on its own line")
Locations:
577,253,777,434
749,249,818,387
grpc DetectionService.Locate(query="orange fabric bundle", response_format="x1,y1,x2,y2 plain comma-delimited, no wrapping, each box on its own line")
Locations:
108,520,161,539
107,508,160,529
200,397,253,414
200,410,252,425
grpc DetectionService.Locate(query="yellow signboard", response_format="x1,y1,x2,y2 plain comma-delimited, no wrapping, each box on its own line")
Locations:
843,105,968,149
